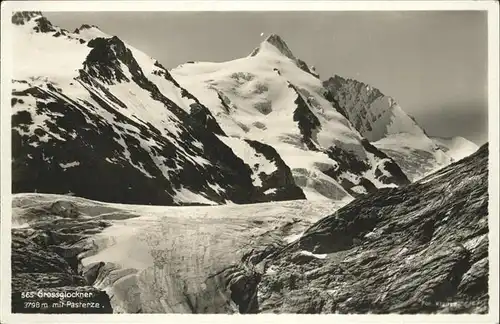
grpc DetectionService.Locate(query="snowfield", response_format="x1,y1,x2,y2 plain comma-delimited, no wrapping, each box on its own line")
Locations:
432,136,479,162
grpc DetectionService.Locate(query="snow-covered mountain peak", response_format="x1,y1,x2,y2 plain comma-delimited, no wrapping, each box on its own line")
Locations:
322,74,477,180
324,75,428,142
251,34,297,61
11,11,43,25
75,23,100,32
12,11,57,34
249,34,318,78
12,14,92,82
173,38,411,200
72,24,110,39
81,36,139,85
11,12,475,205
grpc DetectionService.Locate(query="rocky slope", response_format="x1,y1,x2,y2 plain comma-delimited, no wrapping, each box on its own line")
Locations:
254,143,489,313
11,12,305,206
323,75,478,181
11,194,346,313
172,34,410,200
11,207,114,313
11,143,488,314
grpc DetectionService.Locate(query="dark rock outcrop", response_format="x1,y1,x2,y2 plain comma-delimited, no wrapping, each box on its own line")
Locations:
11,201,113,313
11,11,42,25
245,139,306,202
361,139,410,186
296,59,319,78
251,144,489,313
288,83,321,150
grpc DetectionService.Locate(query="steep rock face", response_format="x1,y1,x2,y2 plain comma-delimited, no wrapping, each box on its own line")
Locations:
173,35,410,201
11,12,304,205
288,83,321,150
253,144,489,313
323,75,427,142
323,75,459,181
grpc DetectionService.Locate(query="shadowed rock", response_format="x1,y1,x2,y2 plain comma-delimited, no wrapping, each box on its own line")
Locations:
253,144,489,313
11,201,113,313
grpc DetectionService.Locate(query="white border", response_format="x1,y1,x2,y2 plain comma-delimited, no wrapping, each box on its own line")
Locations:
1,1,498,324
0,0,498,12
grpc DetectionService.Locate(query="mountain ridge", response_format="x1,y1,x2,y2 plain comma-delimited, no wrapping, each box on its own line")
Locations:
172,32,411,200
11,12,306,205
322,74,478,180
10,12,478,205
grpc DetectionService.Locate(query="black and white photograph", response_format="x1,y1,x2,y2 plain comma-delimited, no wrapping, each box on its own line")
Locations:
1,1,498,322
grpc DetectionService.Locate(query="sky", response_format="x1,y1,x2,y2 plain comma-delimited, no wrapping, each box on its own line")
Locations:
46,11,488,145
